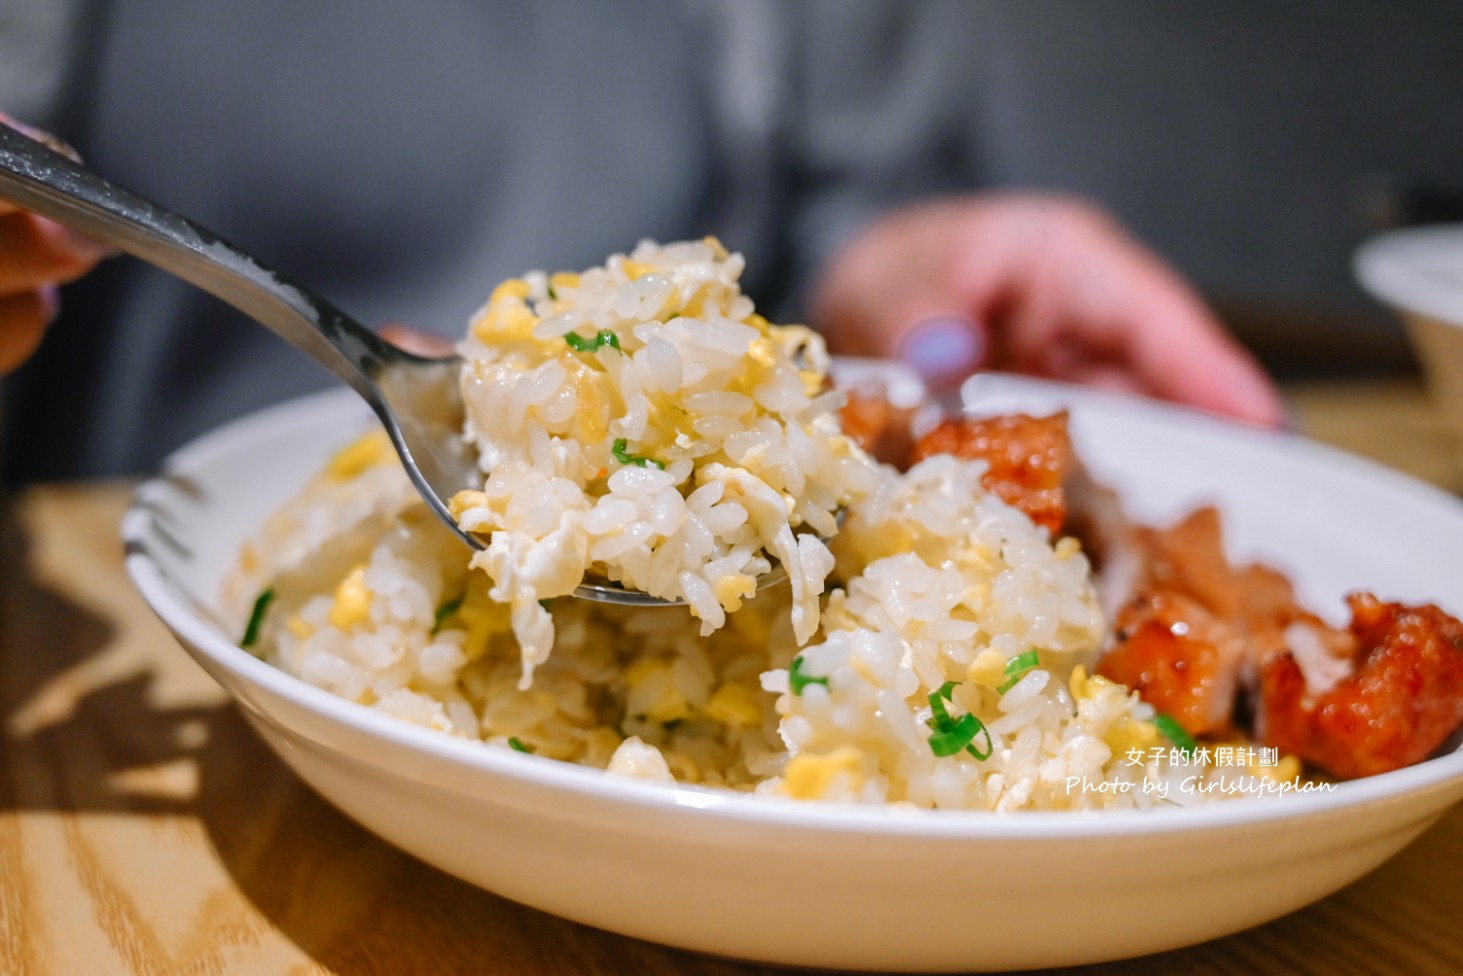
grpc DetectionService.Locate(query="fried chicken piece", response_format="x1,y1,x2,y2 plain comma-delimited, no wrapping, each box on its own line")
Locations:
1127,507,1298,625
1095,506,1356,743
1097,590,1247,737
839,388,920,468
838,392,1074,534
1096,507,1463,780
1258,592,1463,779
846,398,1463,780
912,411,1072,534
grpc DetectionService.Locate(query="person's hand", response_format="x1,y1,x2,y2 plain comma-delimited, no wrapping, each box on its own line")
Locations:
811,194,1286,427
377,324,455,358
0,117,113,372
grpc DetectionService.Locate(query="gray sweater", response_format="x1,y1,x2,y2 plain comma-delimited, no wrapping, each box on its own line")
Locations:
4,1,1462,481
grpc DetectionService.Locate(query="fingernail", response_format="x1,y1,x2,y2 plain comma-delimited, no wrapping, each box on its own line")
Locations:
1220,360,1290,430
898,316,984,387
39,285,60,321
1,117,82,161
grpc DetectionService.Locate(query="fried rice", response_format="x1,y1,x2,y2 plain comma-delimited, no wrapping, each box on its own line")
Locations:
228,239,1290,811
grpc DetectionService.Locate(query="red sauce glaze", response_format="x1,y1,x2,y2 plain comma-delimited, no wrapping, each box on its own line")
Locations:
1097,590,1244,738
1259,593,1463,779
912,412,1072,535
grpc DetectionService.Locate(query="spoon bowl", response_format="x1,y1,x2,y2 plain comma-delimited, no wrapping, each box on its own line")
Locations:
0,123,716,606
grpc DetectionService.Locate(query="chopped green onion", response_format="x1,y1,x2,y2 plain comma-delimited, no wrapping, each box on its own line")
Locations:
926,683,994,760
611,437,665,470
241,587,275,647
965,722,994,761
1151,714,1197,756
563,329,622,353
545,281,557,300
432,594,464,634
928,713,982,757
789,655,830,695
997,649,1041,693
507,737,534,753
929,687,956,725
1006,650,1040,674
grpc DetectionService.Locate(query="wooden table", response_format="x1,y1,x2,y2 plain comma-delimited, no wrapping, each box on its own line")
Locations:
3,379,1462,975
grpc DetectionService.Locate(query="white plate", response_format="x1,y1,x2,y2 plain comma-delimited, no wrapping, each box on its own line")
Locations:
124,374,1463,972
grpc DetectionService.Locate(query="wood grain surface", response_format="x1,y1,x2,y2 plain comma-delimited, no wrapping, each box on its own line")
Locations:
2,380,1461,975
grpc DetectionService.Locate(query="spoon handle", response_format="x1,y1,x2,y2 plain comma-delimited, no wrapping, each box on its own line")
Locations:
0,123,398,396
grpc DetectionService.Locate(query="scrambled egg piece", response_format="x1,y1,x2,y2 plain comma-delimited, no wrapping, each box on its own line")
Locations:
455,583,513,659
326,430,395,481
782,746,866,800
620,259,656,280
1053,536,1082,560
712,574,757,613
449,490,487,521
704,683,763,727
967,649,1008,690
548,271,580,295
471,277,539,343
328,565,372,630
1070,666,1163,757
625,658,692,724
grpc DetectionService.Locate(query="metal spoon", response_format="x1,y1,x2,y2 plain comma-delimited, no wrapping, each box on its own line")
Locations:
0,123,751,606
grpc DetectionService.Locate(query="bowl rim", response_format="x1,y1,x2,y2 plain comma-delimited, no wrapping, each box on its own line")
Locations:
124,383,1463,842
1355,222,1463,327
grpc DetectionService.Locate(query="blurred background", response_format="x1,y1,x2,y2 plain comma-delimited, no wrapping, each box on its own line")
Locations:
3,0,1462,483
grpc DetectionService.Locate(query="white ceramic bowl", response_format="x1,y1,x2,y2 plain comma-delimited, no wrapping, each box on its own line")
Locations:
124,375,1463,972
1355,224,1463,445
